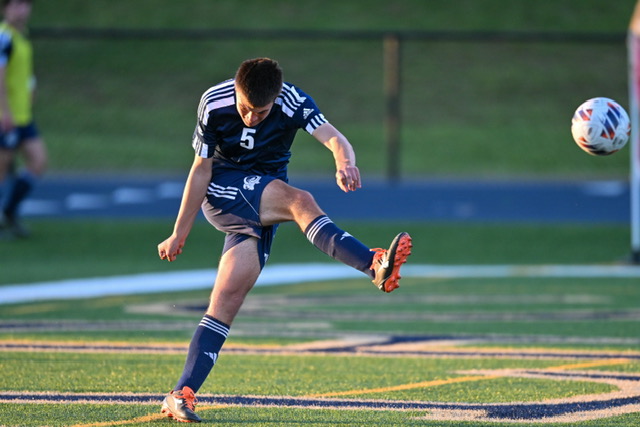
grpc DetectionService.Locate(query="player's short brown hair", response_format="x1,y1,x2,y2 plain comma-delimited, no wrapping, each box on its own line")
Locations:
234,58,283,107
3,0,33,7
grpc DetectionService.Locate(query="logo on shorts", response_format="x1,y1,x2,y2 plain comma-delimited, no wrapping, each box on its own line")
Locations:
243,175,261,191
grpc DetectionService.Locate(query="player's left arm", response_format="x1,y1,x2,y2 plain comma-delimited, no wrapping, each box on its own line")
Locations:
312,122,361,193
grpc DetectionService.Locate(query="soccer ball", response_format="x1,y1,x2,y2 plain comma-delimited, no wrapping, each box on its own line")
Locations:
571,97,630,156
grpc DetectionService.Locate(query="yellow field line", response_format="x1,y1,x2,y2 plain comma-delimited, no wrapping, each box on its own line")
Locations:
69,413,165,427
50,357,639,425
544,358,631,371
69,404,228,427
306,358,633,399
306,374,500,398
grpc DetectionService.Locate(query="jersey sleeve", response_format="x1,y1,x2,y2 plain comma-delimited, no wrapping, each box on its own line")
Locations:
0,29,13,68
192,81,236,158
191,88,218,158
192,122,211,158
279,83,328,134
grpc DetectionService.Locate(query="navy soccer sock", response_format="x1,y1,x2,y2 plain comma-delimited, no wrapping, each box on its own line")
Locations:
3,170,36,219
174,315,230,393
304,215,375,278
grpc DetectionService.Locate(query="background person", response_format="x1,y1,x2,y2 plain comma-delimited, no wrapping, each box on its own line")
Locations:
0,0,46,238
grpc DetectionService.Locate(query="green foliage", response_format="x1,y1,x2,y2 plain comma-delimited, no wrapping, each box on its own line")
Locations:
29,0,637,31
26,0,636,177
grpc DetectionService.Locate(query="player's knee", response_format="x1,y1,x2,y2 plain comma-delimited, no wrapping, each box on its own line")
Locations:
289,188,317,212
207,285,251,318
23,145,47,176
288,189,325,227
262,181,322,224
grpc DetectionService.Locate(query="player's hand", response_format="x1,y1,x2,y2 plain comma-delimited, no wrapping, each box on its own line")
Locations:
0,114,14,133
158,235,184,262
336,164,361,193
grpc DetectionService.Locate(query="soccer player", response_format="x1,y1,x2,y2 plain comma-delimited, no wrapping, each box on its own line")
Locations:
0,0,45,238
157,58,412,423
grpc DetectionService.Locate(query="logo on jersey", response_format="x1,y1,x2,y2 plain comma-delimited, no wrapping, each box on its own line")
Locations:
243,175,261,191
303,108,314,119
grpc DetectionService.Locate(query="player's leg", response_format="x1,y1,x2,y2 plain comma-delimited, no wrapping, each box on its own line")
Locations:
2,135,46,237
0,147,14,235
173,237,259,391
205,235,261,325
0,148,12,184
260,179,412,292
167,170,274,397
163,237,261,422
19,136,46,176
260,179,375,271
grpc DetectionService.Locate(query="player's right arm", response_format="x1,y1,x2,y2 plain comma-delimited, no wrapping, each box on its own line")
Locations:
0,66,13,132
158,154,212,262
312,122,361,193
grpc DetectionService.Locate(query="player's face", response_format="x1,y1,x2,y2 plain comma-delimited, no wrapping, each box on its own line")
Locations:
236,90,274,128
3,0,32,28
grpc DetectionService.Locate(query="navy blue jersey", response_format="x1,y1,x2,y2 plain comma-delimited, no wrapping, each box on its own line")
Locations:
192,79,328,179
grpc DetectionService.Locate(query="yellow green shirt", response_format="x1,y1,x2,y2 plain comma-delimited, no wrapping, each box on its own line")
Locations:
0,21,34,125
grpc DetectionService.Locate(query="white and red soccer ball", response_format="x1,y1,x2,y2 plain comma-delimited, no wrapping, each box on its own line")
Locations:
571,97,630,156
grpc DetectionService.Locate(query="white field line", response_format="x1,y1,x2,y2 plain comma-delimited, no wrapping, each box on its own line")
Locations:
1,263,640,305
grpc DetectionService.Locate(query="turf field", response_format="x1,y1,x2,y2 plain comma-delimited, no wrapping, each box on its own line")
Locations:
1,222,640,425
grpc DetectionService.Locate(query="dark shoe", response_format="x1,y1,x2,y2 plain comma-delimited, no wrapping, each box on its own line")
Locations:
370,232,412,293
161,386,202,423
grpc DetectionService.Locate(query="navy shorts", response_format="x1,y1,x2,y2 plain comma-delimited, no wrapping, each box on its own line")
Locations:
0,122,40,150
201,168,280,268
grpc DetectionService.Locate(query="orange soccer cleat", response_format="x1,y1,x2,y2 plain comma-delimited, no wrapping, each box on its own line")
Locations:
161,386,201,423
370,232,412,293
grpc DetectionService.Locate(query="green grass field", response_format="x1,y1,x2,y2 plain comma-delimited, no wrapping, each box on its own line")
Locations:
2,0,640,425
2,221,640,425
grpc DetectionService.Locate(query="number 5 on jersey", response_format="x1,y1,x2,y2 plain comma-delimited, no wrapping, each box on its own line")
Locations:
240,128,256,149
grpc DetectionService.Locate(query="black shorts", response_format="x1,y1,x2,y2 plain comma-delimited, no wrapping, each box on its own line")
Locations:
202,169,280,268
0,122,40,150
